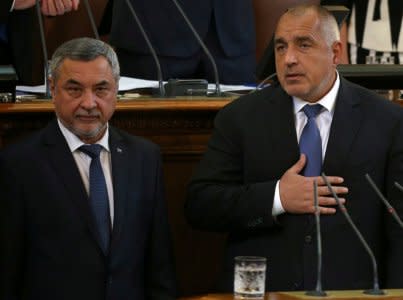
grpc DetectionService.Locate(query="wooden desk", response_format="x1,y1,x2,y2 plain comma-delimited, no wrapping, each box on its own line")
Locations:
181,290,403,300
0,97,233,296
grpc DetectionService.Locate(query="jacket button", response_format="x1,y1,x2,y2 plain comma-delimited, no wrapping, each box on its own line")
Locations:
305,235,312,244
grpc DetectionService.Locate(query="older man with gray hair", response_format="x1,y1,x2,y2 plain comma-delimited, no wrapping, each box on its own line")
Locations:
0,37,177,300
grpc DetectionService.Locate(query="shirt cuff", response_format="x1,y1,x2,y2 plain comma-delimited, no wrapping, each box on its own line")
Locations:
272,180,285,216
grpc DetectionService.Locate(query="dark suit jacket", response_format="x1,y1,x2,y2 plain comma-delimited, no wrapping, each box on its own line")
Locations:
185,77,403,291
0,120,176,300
0,1,43,85
108,0,255,58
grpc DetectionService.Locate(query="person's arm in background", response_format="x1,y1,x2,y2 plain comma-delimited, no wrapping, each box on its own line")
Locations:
41,0,80,16
10,0,80,16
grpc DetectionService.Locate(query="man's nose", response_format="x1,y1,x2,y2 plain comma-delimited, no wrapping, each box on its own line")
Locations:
284,47,298,65
80,91,97,109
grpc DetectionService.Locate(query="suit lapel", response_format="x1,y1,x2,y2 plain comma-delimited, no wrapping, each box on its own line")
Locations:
42,120,104,253
323,79,363,175
266,87,301,168
108,128,130,255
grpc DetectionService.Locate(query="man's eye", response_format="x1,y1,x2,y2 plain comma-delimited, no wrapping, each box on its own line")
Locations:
96,87,109,95
68,87,80,92
66,87,82,96
275,45,286,52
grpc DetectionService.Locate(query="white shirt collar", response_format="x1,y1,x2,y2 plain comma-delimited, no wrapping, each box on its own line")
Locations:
57,119,110,152
293,72,340,115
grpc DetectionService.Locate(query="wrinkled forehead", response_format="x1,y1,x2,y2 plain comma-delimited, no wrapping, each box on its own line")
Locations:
275,10,321,39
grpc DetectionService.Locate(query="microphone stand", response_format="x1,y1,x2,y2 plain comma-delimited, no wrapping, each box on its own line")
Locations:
169,0,221,96
365,174,403,229
306,180,327,297
124,0,165,97
322,173,385,295
35,0,51,99
83,0,100,40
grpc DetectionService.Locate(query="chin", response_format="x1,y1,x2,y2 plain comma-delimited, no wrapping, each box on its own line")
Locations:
284,87,308,98
74,126,103,139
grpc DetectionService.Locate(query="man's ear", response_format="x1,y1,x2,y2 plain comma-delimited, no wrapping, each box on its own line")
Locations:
48,77,55,101
332,41,343,65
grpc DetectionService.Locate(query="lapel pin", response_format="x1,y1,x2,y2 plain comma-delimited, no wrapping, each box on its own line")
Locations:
116,147,123,153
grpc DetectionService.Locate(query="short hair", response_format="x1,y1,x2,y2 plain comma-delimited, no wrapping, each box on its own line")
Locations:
49,37,120,83
285,4,340,47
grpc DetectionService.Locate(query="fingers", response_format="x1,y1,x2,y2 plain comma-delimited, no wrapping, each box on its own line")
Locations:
61,0,73,12
287,154,306,175
13,0,36,10
316,175,345,186
41,0,50,15
41,0,79,16
71,0,80,10
303,196,346,215
318,198,346,215
317,184,348,196
318,196,346,207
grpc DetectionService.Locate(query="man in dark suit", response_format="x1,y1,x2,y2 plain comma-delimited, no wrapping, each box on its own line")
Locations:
102,0,255,85
186,4,403,292
0,37,176,300
0,0,80,85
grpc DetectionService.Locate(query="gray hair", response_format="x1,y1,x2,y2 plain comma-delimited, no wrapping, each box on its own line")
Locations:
286,4,340,47
49,37,120,83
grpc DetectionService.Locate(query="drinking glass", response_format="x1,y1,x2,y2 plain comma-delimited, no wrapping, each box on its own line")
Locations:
234,256,266,300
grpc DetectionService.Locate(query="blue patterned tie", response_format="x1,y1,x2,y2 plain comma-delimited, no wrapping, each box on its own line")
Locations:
299,104,323,176
79,144,111,253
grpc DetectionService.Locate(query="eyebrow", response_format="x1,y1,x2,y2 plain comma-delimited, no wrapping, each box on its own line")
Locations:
64,79,81,86
63,79,111,87
94,80,111,87
274,37,286,45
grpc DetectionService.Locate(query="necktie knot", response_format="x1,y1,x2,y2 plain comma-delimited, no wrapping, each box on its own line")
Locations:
79,144,103,159
302,104,322,119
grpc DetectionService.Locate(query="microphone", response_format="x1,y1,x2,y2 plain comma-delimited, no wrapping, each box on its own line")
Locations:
365,174,403,229
305,180,327,297
169,0,221,97
82,0,100,40
394,181,403,195
321,172,385,295
35,0,51,99
123,0,165,97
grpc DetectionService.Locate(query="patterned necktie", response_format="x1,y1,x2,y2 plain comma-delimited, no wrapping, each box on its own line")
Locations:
79,144,111,253
299,104,323,176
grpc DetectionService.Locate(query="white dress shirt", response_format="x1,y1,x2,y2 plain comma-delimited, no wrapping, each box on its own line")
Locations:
57,119,115,226
272,73,340,216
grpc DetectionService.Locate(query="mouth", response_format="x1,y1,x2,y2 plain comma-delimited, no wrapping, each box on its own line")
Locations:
285,73,304,81
76,115,100,122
